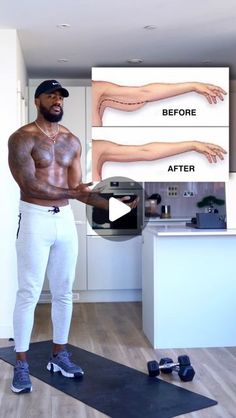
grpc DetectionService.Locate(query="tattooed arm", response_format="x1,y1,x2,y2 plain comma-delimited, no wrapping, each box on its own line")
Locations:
8,131,79,201
8,131,108,209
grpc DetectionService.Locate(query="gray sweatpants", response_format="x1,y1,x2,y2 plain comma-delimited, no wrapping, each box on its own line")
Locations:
13,201,78,352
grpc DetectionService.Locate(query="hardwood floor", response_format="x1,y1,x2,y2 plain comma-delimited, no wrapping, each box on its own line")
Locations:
0,302,236,418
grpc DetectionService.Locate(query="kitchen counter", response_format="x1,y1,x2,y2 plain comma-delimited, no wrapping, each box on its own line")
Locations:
142,225,236,349
144,216,191,224
145,225,234,236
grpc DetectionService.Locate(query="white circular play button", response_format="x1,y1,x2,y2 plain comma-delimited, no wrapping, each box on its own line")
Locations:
86,176,146,240
108,197,131,222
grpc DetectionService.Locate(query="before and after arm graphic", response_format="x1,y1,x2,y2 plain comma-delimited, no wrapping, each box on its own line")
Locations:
92,80,227,126
92,139,227,181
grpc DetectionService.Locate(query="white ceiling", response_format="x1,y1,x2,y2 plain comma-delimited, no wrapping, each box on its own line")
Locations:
1,0,236,79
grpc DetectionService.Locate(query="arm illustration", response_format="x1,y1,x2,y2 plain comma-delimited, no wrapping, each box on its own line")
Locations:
92,139,227,180
92,81,227,126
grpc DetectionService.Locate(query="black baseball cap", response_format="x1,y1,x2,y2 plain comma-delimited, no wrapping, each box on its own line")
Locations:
34,80,69,98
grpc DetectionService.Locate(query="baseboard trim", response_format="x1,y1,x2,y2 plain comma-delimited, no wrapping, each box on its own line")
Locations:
39,290,141,303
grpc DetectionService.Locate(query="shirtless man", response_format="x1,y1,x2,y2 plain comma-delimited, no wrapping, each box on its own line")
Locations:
8,80,136,394
92,81,227,126
92,139,227,181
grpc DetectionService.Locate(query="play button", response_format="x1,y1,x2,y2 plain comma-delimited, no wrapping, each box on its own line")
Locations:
86,176,148,241
109,197,131,222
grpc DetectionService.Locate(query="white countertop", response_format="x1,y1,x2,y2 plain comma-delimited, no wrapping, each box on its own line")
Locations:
145,225,236,236
144,216,191,223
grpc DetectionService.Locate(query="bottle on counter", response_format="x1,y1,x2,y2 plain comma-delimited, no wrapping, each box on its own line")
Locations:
161,205,171,219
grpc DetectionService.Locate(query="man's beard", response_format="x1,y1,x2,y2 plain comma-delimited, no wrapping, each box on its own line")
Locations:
39,104,63,122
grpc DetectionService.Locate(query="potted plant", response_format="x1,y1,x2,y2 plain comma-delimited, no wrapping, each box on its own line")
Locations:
196,195,225,214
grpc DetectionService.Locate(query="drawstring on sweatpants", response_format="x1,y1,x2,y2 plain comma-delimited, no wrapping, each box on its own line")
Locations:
48,206,60,214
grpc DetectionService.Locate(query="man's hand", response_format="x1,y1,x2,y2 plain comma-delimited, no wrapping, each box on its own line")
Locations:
74,182,93,201
119,196,139,210
192,82,227,104
193,141,227,163
74,182,109,210
75,183,139,211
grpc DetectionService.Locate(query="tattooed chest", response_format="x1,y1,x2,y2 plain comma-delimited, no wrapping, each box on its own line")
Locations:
31,143,75,168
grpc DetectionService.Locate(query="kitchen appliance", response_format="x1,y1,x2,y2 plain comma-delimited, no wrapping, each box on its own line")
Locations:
186,213,226,229
145,193,161,217
87,178,144,236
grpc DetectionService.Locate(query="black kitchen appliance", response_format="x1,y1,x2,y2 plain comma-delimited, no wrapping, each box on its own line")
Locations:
87,178,144,236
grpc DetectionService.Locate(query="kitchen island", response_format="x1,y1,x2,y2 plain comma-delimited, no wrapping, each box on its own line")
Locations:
142,225,236,348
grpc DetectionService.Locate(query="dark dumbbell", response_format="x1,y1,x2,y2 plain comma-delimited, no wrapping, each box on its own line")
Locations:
147,360,160,377
159,357,174,374
147,358,174,377
147,355,195,382
178,356,195,382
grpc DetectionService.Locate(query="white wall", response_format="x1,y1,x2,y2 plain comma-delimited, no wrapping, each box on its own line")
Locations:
230,81,236,172
225,82,236,227
225,173,236,228
0,30,27,338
